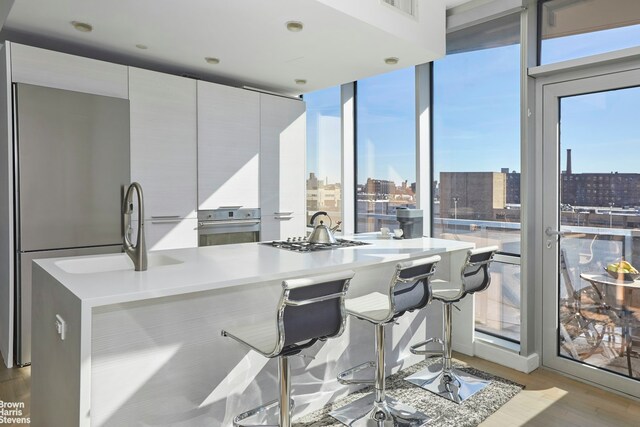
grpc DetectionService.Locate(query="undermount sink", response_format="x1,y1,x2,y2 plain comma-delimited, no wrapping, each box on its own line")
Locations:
55,253,183,274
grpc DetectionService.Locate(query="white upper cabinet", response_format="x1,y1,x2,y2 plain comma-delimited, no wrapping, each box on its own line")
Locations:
10,42,128,98
129,67,197,219
197,81,260,210
259,94,306,217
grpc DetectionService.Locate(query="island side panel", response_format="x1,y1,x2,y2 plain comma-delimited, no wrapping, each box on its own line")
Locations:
31,263,84,427
90,279,283,427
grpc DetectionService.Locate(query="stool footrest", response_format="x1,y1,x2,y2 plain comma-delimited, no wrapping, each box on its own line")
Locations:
337,361,376,386
410,337,444,356
233,398,295,427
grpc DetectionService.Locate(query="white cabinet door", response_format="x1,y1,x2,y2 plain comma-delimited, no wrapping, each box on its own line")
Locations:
261,214,306,241
130,218,197,251
197,81,260,210
145,218,198,251
260,94,306,218
129,67,197,219
10,42,128,98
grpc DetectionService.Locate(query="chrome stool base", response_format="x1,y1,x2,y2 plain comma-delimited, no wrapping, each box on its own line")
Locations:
233,398,295,427
330,394,429,427
405,362,489,404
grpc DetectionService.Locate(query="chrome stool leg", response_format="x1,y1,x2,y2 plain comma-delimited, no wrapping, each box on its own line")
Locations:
405,302,489,404
233,356,295,427
330,324,430,426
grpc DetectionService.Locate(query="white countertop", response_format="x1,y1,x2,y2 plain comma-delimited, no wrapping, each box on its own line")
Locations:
34,235,473,308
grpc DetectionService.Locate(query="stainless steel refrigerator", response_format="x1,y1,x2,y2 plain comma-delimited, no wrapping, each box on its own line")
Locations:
13,83,130,366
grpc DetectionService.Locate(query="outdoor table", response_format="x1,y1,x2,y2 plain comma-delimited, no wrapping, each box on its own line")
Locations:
580,273,639,377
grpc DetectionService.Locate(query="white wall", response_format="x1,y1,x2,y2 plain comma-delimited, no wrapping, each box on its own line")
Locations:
0,43,13,367
0,0,15,30
318,0,446,58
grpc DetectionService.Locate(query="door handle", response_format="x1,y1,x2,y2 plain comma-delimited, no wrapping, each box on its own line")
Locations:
545,227,586,238
545,227,565,249
545,227,567,238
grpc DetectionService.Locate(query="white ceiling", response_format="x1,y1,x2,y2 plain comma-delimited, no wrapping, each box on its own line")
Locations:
1,0,471,95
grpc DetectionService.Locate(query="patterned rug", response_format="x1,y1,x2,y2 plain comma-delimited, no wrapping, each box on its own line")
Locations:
294,358,523,426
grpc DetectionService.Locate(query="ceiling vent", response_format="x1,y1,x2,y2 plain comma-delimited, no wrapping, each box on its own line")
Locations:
381,0,417,18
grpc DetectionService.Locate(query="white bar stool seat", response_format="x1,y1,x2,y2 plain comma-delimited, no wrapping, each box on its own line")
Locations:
222,322,280,356
344,292,394,322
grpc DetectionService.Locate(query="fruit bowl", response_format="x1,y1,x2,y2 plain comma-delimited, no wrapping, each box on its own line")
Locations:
604,267,640,282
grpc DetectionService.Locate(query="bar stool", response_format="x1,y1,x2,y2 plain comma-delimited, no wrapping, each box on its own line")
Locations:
329,255,440,426
405,246,498,403
221,269,355,427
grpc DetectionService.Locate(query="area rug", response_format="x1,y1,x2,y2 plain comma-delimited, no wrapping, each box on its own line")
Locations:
294,358,523,426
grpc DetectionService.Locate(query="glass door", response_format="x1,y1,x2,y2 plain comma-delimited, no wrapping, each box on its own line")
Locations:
541,67,640,398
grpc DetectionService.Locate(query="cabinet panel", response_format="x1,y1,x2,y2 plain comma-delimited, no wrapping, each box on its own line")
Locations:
259,94,306,217
129,67,197,219
261,214,306,241
133,218,197,251
10,43,128,98
197,82,260,210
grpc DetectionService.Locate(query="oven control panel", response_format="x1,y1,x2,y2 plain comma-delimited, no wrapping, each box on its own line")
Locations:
197,208,261,221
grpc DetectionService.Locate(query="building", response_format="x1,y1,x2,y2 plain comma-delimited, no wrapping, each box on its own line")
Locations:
561,172,640,207
506,171,521,204
439,172,507,221
363,178,396,197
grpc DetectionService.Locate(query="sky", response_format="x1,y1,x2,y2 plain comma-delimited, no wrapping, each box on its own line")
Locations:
561,87,640,174
306,23,640,185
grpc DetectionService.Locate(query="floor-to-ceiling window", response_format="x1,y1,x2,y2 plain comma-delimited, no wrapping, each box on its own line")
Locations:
355,67,417,233
432,13,522,342
304,86,342,226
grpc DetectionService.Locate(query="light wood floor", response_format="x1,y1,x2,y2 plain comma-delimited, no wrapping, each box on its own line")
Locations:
0,355,30,424
1,353,638,426
454,353,640,427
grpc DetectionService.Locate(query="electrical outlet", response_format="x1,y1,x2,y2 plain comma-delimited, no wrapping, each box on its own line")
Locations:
55,314,66,341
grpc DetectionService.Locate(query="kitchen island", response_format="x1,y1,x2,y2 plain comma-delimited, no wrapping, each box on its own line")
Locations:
31,236,474,427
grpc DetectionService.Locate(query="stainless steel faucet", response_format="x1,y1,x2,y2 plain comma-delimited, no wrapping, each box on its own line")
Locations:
123,182,147,271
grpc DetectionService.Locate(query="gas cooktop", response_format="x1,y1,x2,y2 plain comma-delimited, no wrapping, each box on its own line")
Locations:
262,238,370,253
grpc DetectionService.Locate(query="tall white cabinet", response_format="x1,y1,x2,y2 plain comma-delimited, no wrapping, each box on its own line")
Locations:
260,94,307,240
197,81,260,210
10,43,128,98
129,67,198,250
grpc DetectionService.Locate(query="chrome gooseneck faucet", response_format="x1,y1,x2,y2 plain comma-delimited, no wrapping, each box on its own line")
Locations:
123,182,147,271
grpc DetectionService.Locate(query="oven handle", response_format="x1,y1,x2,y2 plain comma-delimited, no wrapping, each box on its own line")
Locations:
198,219,261,228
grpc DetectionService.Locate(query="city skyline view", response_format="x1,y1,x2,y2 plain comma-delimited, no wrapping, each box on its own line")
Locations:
307,23,640,185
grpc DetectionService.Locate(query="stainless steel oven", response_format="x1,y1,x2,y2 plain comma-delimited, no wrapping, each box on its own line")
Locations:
197,208,261,246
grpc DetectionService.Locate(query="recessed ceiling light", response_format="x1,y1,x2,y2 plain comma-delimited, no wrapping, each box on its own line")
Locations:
135,44,148,50
384,57,399,65
205,57,220,65
71,21,93,33
295,79,307,85
286,21,304,32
